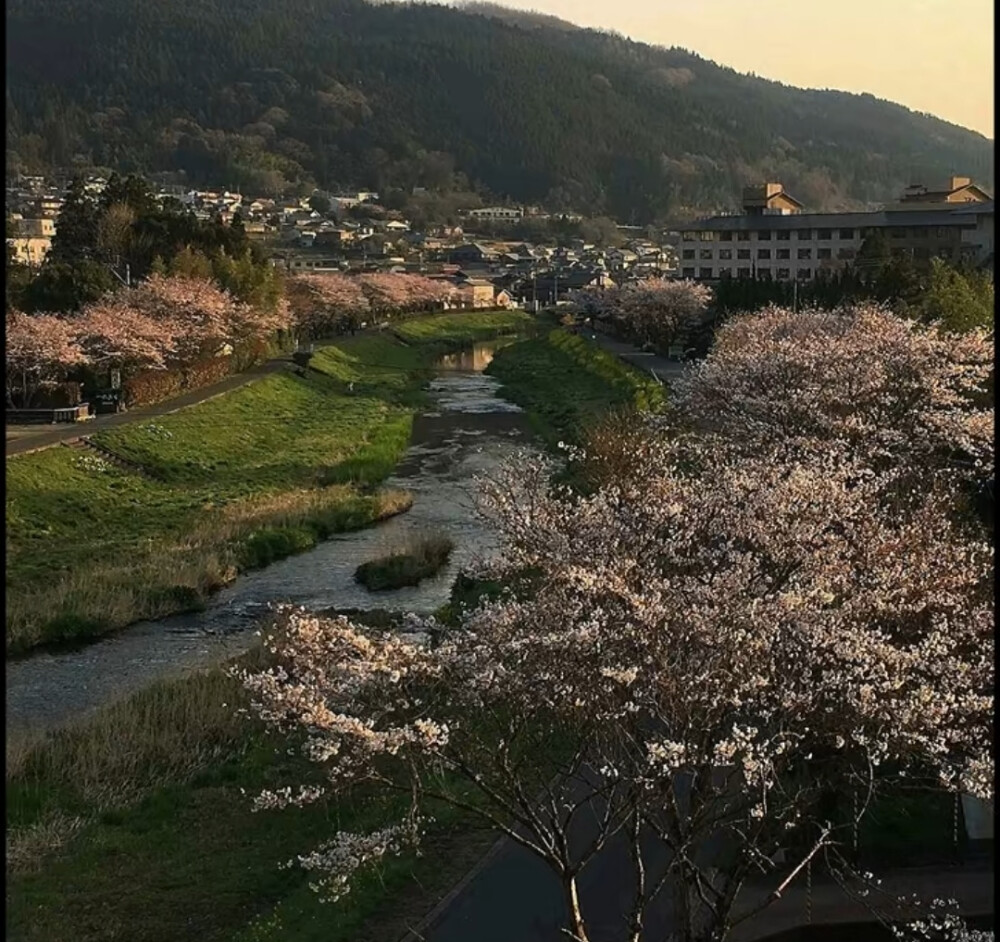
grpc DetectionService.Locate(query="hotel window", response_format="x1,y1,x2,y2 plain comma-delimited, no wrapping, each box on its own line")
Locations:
797,229,813,239
839,228,854,239
682,249,695,260
699,267,714,279
756,230,772,241
912,228,929,238
776,268,791,280
891,228,907,239
818,229,832,240
777,231,791,241
719,248,733,260
719,231,733,241
798,268,812,279
700,248,713,260
682,267,695,277
777,248,791,259
798,248,812,259
817,248,832,260
737,231,751,241
682,232,696,242
758,270,772,280
700,231,715,241
757,249,771,260
737,267,751,278
838,248,856,260
737,248,751,259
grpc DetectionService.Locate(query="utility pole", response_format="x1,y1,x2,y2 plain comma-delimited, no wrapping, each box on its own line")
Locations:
793,277,798,313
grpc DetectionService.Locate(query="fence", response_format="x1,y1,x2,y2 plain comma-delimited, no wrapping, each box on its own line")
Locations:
6,404,93,425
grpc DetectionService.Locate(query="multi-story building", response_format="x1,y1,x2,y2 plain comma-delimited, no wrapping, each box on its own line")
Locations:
465,206,524,222
675,180,993,282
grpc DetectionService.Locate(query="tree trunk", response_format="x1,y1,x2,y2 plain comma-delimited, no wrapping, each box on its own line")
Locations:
562,874,591,942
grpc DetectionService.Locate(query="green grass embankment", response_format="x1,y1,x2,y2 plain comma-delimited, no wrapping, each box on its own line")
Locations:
6,312,533,654
485,328,666,444
5,654,499,942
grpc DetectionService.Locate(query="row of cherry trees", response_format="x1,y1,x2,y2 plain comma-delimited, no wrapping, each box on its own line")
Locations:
7,271,464,407
286,272,458,339
6,274,291,407
570,277,713,350
241,303,993,941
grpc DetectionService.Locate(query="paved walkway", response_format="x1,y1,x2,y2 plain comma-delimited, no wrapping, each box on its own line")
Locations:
577,330,689,385
6,358,292,457
408,832,992,942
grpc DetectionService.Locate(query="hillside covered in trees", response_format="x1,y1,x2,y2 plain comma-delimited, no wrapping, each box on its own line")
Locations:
6,0,994,222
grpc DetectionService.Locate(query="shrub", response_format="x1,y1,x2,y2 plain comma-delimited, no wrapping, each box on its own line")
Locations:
355,533,454,591
122,369,184,407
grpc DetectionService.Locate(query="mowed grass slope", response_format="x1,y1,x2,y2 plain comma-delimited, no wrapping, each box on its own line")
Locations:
6,315,531,654
486,328,666,443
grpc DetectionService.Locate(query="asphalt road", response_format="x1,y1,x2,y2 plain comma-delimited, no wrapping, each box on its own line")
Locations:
579,332,690,386
418,835,994,942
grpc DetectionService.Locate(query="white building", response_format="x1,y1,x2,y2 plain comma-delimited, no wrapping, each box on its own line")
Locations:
675,181,993,283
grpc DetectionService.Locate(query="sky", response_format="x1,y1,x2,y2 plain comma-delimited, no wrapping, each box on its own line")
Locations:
447,0,995,139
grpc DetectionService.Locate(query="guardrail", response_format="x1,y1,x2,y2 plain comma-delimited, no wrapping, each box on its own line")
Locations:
6,404,94,425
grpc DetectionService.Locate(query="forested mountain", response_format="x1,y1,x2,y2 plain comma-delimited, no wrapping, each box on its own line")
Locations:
6,0,994,222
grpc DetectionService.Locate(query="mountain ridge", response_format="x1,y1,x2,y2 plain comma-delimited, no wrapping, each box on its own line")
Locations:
5,0,993,222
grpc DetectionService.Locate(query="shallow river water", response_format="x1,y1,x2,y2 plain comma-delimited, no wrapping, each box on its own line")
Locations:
6,342,534,736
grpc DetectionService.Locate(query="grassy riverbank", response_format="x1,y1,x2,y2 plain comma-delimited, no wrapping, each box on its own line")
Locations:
486,328,666,444
6,652,499,942
6,310,533,654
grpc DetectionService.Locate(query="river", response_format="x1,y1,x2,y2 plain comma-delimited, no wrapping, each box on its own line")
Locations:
6,341,534,736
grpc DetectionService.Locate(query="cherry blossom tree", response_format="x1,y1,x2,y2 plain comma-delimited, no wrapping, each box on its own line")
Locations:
672,303,994,483
287,272,455,339
240,429,992,942
285,273,371,339
72,296,176,374
5,309,87,407
571,279,712,350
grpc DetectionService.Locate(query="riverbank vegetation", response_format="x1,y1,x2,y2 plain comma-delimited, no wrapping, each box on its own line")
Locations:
485,327,665,443
355,532,455,591
5,654,498,942
6,312,530,654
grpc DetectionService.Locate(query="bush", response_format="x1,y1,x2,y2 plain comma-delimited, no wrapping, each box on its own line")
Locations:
238,525,318,569
182,355,233,390
122,369,184,407
355,533,454,591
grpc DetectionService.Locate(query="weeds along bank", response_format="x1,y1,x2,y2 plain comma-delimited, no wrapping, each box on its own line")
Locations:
485,327,666,444
5,310,532,655
5,650,498,942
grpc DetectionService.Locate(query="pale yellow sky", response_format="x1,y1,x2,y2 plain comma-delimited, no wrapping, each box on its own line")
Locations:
450,0,995,138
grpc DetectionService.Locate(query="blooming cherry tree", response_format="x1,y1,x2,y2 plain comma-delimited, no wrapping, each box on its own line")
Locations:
240,429,992,941
5,309,87,407
571,278,712,350
673,303,994,480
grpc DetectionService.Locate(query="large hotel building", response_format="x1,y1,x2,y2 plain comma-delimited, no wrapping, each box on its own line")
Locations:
674,177,994,283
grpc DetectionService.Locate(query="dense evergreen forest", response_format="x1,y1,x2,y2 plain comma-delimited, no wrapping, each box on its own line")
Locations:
6,0,994,223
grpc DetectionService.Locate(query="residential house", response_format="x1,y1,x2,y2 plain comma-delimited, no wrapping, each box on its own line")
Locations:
448,243,496,265
454,277,497,308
